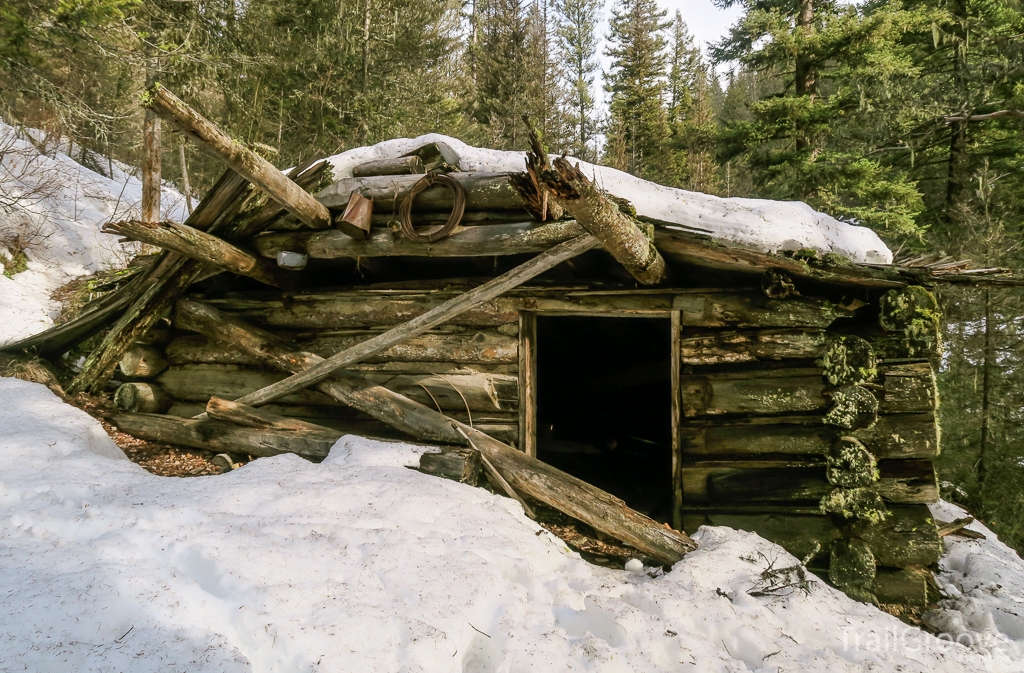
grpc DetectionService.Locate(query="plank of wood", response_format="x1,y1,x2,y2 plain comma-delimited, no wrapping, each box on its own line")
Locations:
518,311,537,456
230,235,600,408
252,220,586,259
104,219,294,288
146,85,330,229
671,310,683,531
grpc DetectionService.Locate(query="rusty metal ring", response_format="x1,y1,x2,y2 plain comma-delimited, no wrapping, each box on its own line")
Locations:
398,173,466,243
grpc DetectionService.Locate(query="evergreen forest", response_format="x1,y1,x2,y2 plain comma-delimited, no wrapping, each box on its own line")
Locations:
3,0,1024,552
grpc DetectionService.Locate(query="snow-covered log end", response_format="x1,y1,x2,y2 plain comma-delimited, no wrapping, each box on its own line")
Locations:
327,134,893,265
2,376,1023,671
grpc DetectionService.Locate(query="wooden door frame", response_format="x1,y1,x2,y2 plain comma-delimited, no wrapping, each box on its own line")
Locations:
518,310,684,527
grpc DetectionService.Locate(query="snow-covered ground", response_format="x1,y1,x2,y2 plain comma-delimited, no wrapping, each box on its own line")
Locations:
326,134,894,265
1,376,1022,672
0,121,187,346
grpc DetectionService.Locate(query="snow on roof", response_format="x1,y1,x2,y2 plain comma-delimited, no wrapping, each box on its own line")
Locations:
326,134,894,266
0,121,188,346
1,375,1020,670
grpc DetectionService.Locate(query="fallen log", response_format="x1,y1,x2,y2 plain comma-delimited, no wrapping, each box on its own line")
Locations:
417,446,482,485
118,344,169,378
174,298,695,564
104,219,295,289
229,234,599,408
107,411,340,460
318,172,525,215
114,382,172,413
253,220,586,259
146,84,331,229
519,127,669,285
936,516,986,539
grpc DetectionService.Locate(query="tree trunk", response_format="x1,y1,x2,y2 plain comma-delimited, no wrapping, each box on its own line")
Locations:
978,288,993,493
179,143,193,214
145,85,331,229
142,109,161,222
794,0,816,154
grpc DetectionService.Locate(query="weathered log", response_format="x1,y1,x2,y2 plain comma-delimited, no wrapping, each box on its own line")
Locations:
103,219,295,289
679,413,938,459
352,155,425,177
230,235,599,408
533,155,669,285
200,288,850,332
830,538,877,603
114,382,172,413
155,363,516,413
681,505,941,568
416,446,482,485
176,298,695,564
881,363,937,413
680,459,938,504
679,328,827,365
458,423,696,563
119,344,169,378
680,364,935,417
146,85,331,229
871,567,938,606
820,336,877,386
107,411,340,460
165,330,518,366
318,173,526,215
253,220,587,259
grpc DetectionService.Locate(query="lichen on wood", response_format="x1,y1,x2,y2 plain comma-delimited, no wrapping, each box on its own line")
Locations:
879,286,942,356
761,269,796,299
820,336,877,386
826,437,879,488
823,385,878,429
820,487,889,523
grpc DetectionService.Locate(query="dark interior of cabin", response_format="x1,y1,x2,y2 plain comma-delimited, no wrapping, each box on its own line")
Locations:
536,316,673,522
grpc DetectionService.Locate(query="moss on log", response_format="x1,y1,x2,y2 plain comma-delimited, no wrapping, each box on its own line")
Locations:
830,538,877,604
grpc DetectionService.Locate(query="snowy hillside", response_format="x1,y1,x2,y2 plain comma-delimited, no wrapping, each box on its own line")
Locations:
0,122,188,346
325,134,894,265
0,376,1021,672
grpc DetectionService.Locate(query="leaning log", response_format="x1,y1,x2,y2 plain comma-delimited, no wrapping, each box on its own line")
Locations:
145,84,331,229
104,219,295,289
252,220,586,259
229,234,599,408
173,298,695,564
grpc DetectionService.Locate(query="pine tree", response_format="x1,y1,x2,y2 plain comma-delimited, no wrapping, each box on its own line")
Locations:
603,0,671,180
712,0,926,235
555,0,602,160
664,14,719,193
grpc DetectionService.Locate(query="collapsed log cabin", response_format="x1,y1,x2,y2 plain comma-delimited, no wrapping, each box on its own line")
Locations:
7,86,1020,606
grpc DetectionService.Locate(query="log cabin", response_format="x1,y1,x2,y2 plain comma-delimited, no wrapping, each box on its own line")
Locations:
8,88,1014,607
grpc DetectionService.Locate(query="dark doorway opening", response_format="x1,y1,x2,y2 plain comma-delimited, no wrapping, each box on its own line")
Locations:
535,316,673,522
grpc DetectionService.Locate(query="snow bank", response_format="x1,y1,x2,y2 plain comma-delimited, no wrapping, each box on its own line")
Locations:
325,134,893,266
0,122,188,346
1,377,1020,672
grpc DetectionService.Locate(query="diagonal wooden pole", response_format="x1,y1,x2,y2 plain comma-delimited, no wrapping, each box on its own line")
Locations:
229,233,600,408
